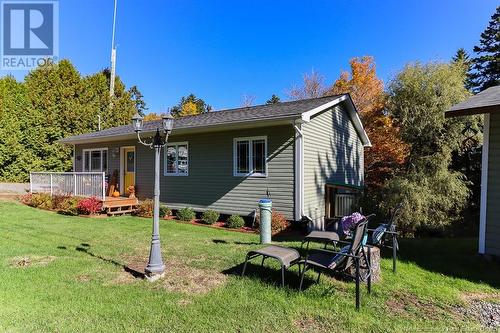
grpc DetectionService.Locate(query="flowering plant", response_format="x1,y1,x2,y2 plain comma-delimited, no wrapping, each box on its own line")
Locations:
77,197,103,215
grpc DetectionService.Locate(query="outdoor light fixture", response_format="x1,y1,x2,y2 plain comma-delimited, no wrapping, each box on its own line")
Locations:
132,113,143,132
162,114,174,134
132,112,174,281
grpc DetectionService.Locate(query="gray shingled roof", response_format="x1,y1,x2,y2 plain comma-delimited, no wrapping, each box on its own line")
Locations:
60,95,345,143
446,86,500,117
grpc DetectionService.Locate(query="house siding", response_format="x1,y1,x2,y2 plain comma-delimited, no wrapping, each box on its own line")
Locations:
74,125,295,219
302,105,364,221
486,112,500,256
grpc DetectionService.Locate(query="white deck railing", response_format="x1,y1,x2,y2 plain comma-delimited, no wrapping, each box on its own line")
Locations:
30,172,106,201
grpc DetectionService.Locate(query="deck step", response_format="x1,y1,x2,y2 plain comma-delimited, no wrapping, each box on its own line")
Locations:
107,209,136,216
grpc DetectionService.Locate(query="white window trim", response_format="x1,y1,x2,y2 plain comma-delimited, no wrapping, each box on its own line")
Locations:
164,142,189,176
233,136,268,177
82,148,108,173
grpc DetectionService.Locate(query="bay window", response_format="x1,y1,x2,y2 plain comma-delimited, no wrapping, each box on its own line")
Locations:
234,136,267,177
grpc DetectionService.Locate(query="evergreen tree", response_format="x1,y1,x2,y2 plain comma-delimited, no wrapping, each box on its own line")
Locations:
452,48,474,91
265,94,281,104
129,85,148,116
170,94,211,117
471,6,500,92
0,59,143,181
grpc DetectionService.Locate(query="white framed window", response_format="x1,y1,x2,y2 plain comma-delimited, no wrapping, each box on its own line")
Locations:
164,142,189,176
233,136,267,177
82,148,108,173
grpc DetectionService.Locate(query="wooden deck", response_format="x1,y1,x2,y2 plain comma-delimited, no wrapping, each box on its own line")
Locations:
102,196,139,216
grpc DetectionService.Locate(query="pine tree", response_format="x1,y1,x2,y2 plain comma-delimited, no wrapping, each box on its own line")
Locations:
265,94,281,104
471,6,500,92
452,48,474,91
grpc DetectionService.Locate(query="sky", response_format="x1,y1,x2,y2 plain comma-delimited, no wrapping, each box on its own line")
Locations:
1,0,497,113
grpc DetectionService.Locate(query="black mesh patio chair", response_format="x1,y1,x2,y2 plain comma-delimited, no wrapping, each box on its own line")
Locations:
367,203,403,273
298,217,372,310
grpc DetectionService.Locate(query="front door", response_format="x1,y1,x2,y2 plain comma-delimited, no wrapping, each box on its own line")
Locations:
123,147,135,194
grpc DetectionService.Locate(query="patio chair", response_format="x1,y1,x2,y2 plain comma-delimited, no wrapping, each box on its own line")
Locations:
367,203,403,273
300,214,375,253
298,217,371,310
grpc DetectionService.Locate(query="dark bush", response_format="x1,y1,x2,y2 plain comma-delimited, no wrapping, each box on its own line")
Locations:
160,205,172,218
226,215,245,229
202,210,219,225
177,207,195,221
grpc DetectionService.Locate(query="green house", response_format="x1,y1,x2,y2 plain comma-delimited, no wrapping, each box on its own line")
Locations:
59,95,371,227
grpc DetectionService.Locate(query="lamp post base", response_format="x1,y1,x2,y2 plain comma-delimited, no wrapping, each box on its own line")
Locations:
145,270,165,282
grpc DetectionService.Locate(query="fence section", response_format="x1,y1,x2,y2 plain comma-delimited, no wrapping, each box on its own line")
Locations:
30,172,105,201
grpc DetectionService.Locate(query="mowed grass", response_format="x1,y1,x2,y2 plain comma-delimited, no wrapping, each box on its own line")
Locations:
0,201,499,332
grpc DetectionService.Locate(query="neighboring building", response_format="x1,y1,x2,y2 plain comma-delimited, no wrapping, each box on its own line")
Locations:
446,86,500,257
60,95,370,226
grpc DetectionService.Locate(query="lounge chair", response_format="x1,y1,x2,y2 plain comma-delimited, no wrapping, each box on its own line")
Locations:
300,214,375,252
367,203,403,273
298,217,371,310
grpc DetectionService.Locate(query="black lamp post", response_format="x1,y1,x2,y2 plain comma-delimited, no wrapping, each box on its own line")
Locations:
132,113,174,281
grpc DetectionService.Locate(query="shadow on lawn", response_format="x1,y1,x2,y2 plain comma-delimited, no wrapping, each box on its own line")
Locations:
222,261,318,291
397,238,500,289
74,243,145,279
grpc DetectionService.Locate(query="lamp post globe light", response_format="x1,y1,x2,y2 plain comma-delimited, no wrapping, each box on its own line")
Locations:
132,112,174,281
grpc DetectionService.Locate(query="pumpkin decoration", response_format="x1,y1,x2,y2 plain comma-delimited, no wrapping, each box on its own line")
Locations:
112,190,120,197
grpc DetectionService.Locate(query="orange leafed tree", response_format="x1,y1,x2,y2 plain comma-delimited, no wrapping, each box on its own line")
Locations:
328,56,409,188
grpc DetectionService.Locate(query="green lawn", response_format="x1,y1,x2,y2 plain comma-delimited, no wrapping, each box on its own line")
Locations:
0,200,498,332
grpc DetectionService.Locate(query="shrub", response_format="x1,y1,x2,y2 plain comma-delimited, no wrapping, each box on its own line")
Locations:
226,215,245,229
255,210,289,234
52,194,71,210
77,197,102,215
58,197,82,216
202,210,219,225
23,193,52,209
19,193,33,206
160,205,172,218
177,207,195,221
135,199,154,218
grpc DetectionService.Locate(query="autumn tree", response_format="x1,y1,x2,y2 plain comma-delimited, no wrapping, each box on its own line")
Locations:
143,113,162,121
328,56,409,188
170,94,211,117
287,69,327,100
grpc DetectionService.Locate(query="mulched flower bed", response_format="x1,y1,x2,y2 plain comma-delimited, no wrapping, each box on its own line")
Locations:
163,216,257,234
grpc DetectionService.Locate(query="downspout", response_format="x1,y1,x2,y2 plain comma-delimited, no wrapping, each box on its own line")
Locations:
294,123,304,221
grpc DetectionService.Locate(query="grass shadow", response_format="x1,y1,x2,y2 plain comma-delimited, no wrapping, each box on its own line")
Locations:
222,261,314,290
397,238,500,289
75,243,145,279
